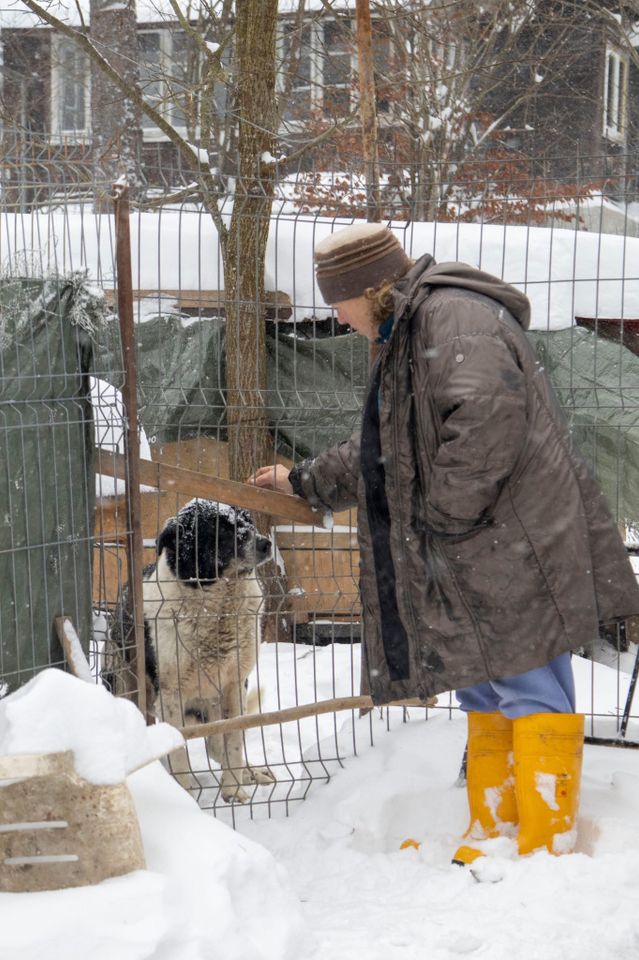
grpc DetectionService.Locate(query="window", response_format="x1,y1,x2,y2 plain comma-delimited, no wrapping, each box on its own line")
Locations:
51,37,90,138
278,18,354,125
321,19,352,116
138,29,199,139
280,22,313,120
603,46,628,142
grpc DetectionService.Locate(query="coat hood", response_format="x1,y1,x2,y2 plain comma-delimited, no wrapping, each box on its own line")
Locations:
392,254,532,331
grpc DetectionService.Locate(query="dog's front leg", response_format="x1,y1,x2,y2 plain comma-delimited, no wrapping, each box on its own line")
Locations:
217,682,276,800
213,681,251,804
160,693,202,793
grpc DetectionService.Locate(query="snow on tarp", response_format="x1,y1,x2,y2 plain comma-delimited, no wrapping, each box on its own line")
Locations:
0,669,304,960
3,211,639,329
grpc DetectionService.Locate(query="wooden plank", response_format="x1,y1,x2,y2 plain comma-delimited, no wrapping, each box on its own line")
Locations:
276,530,359,550
102,289,292,318
54,617,93,683
94,448,322,525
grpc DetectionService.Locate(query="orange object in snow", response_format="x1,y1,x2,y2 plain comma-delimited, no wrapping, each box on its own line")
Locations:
399,838,421,850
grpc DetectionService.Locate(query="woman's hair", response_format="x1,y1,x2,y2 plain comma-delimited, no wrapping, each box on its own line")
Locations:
363,281,395,326
364,259,414,326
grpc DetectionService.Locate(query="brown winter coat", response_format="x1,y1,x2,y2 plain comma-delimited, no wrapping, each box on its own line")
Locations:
290,255,639,704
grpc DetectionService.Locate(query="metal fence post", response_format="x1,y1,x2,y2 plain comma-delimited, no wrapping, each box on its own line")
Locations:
112,180,147,721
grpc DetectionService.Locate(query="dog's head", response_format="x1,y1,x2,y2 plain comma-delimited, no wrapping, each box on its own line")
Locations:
157,499,272,588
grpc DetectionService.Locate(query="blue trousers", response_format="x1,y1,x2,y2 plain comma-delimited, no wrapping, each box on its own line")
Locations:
456,653,576,719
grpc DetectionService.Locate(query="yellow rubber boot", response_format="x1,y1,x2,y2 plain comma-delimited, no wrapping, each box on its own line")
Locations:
452,712,518,866
513,712,584,856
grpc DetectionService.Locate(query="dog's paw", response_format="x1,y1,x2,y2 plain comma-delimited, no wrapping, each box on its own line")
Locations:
247,765,276,786
220,782,251,804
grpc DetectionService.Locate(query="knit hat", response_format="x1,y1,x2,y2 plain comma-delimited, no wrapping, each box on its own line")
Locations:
314,223,411,304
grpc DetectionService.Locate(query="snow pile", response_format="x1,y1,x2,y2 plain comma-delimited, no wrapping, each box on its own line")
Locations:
3,210,639,330
0,668,182,784
1,647,639,958
0,669,304,960
237,655,639,960
242,708,639,960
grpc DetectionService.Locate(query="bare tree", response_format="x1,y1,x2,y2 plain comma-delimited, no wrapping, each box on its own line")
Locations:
280,1,639,220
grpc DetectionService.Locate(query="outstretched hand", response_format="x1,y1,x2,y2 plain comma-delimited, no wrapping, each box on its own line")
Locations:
247,464,294,495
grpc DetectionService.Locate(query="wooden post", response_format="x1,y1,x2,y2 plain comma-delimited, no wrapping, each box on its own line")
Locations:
355,0,382,223
112,181,147,722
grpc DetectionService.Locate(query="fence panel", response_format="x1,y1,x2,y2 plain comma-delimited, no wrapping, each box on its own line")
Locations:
1,140,638,824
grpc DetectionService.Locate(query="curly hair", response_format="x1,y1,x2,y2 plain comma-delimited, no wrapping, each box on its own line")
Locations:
363,257,414,326
363,280,396,326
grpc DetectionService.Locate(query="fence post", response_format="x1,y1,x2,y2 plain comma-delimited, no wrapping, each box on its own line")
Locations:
112,180,147,721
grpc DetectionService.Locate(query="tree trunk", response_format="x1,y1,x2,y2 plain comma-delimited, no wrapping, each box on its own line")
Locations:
224,0,278,483
223,0,291,642
89,0,143,207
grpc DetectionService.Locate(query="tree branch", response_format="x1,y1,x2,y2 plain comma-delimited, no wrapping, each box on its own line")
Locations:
20,0,229,245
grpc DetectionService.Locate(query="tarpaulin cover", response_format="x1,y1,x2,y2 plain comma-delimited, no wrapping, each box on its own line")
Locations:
528,327,639,526
0,276,96,694
95,314,370,461
96,314,639,523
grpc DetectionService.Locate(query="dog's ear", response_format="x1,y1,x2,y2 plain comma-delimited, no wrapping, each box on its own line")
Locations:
157,515,176,555
188,519,219,584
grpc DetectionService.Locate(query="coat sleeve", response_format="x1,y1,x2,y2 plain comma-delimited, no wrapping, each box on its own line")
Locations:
288,431,361,514
419,306,528,538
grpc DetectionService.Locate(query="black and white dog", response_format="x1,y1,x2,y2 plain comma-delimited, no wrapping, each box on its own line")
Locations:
108,498,275,803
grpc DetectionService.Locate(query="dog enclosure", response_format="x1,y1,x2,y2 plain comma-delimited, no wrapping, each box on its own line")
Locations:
1,138,639,825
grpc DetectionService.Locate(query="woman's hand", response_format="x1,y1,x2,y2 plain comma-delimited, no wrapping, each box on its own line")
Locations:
247,464,294,495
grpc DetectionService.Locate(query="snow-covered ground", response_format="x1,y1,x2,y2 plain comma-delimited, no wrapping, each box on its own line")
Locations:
1,645,638,960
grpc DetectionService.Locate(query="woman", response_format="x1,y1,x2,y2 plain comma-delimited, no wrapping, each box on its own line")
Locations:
251,222,639,865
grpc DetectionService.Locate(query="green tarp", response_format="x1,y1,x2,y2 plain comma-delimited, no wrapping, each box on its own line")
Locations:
95,315,370,461
97,314,639,524
0,277,97,694
528,327,639,526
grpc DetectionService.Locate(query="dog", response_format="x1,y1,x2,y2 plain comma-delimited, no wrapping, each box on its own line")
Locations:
106,498,275,803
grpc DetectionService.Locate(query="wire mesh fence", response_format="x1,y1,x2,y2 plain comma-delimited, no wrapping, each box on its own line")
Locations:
1,137,639,825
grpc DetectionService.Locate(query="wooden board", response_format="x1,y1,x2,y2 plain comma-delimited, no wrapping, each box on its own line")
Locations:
102,289,293,319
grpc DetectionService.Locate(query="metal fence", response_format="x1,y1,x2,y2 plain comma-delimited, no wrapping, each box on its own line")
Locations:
1,139,639,826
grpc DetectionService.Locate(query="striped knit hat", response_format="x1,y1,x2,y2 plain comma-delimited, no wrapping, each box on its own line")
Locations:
314,223,411,305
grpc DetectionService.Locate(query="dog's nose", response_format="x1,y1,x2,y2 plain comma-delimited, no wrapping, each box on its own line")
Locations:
255,536,272,561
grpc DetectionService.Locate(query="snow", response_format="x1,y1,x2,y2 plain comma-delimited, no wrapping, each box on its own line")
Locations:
1,646,639,957
3,209,639,330
92,377,155,497
0,0,349,26
0,669,182,784
535,770,560,810
186,143,210,166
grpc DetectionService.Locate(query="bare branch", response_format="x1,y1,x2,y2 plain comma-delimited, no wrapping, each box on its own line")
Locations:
19,0,228,245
